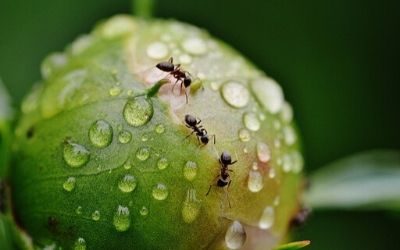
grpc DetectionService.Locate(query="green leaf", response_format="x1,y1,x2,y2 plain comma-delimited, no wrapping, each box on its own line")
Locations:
305,150,400,210
0,214,33,250
275,240,310,250
0,78,13,178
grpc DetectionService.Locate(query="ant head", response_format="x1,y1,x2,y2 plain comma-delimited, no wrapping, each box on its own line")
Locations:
200,135,209,144
220,151,232,165
183,77,192,87
185,114,197,126
156,61,175,72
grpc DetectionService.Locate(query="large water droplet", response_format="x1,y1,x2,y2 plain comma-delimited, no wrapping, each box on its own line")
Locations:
221,81,249,108
118,175,137,193
123,97,153,127
113,205,130,232
63,177,76,192
91,210,101,221
225,221,246,249
155,124,165,134
152,183,169,200
118,130,132,144
248,169,264,192
136,147,150,161
157,157,169,170
140,206,149,216
257,142,271,163
74,237,86,250
182,37,207,55
63,140,90,168
182,188,201,224
251,78,284,114
147,41,169,59
183,161,198,181
259,206,275,229
243,112,260,131
238,128,251,142
88,120,113,148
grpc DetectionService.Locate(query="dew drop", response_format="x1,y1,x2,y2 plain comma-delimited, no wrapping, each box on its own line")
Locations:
179,54,192,64
109,86,121,96
257,142,271,163
238,129,251,142
140,206,149,216
152,183,169,200
74,237,86,250
147,41,169,59
63,177,76,192
182,37,207,55
221,81,249,108
183,161,198,181
259,206,275,229
243,112,260,131
155,124,165,134
182,188,201,224
63,140,90,168
248,169,264,193
157,157,169,170
118,130,132,144
225,221,246,249
113,205,130,232
251,78,284,114
269,168,276,179
123,97,153,127
75,206,82,215
118,175,137,193
136,147,150,161
280,102,293,123
41,53,68,79
283,126,297,146
123,160,132,170
91,210,101,221
88,120,113,148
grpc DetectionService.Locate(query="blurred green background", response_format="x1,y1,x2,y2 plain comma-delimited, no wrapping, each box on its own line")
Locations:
0,0,399,249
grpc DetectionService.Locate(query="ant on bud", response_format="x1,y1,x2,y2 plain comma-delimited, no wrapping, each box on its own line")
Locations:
156,57,192,103
184,114,215,145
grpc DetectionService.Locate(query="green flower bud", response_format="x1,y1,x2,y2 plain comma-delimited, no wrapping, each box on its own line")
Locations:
11,15,304,249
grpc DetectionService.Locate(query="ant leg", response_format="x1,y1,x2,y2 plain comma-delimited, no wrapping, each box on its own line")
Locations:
211,134,216,144
184,130,196,140
197,119,202,125
168,57,173,63
184,87,189,104
231,160,237,165
206,185,213,196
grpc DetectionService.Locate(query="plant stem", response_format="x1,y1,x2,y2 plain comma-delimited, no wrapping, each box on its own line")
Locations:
132,0,155,18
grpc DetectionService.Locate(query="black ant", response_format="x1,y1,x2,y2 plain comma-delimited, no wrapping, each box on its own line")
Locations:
156,57,192,103
206,151,237,207
184,114,215,145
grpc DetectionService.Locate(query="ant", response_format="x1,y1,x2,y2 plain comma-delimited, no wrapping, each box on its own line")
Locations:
206,151,237,207
184,114,215,145
156,57,192,103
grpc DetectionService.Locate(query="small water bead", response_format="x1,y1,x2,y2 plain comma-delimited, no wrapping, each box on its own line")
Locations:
269,168,276,179
91,210,101,221
273,196,280,206
243,112,261,131
88,120,113,148
225,221,246,250
157,157,169,170
63,177,76,192
113,205,130,232
259,206,275,230
118,175,137,193
71,35,92,55
63,140,90,168
179,54,192,64
183,161,198,181
146,41,169,59
257,142,271,163
41,53,68,79
74,237,86,250
141,134,149,142
152,183,169,200
221,81,250,108
282,151,303,173
100,16,136,38
248,169,264,193
280,101,294,123
140,206,149,216
123,161,132,170
75,206,82,215
283,126,297,146
251,78,284,114
136,147,150,161
182,37,207,55
155,124,165,134
123,97,153,127
118,130,132,144
109,86,121,96
273,120,282,131
182,188,201,224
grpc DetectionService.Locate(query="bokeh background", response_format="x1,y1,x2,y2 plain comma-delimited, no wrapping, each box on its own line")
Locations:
0,0,399,249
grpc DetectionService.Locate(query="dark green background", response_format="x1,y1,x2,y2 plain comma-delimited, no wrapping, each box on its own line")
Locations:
0,0,399,249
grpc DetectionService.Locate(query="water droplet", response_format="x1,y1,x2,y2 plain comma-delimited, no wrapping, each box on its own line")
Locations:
63,140,90,168
183,161,198,181
63,177,76,192
179,54,192,64
118,175,137,193
283,126,297,146
273,196,280,206
75,206,82,215
91,210,101,221
109,86,121,96
248,169,264,192
88,120,113,148
113,205,130,232
269,168,276,179
74,237,86,250
141,134,149,142
225,221,246,249
118,130,132,144
282,151,303,173
182,37,207,55
147,41,169,59
136,147,150,161
140,206,149,216
280,102,293,123
243,112,260,131
257,142,271,163
259,206,275,229
251,78,284,114
152,183,169,200
41,53,68,79
123,97,153,127
157,157,169,170
123,160,132,170
182,188,201,224
155,124,165,134
221,81,249,108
